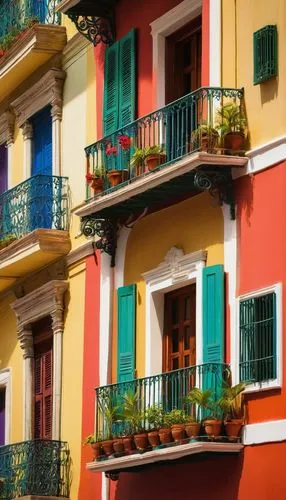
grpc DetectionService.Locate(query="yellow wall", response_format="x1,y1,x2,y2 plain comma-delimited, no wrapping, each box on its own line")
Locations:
112,193,224,380
222,0,286,148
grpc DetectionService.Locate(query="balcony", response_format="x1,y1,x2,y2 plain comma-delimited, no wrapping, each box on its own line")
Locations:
0,175,70,292
87,363,243,477
78,87,248,231
0,0,66,100
0,439,70,499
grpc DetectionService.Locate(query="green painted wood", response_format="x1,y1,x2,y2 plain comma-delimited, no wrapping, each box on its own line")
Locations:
117,284,136,383
253,25,277,85
103,41,119,135
118,29,136,128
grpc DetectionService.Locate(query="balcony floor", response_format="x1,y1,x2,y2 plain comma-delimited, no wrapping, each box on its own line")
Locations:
87,441,243,475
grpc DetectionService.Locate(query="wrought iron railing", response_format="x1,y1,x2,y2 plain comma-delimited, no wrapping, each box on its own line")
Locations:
0,0,60,41
85,87,245,200
0,440,70,499
95,363,229,440
0,175,69,242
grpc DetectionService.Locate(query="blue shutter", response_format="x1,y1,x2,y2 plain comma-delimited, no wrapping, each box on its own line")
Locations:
202,265,225,399
31,106,52,176
117,284,136,383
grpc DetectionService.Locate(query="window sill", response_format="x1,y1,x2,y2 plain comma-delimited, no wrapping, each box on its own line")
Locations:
243,379,281,394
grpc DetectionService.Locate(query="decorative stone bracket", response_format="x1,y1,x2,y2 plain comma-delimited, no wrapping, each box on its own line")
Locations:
81,217,117,267
193,167,236,220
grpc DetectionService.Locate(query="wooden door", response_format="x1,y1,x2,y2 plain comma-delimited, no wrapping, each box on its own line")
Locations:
163,284,196,372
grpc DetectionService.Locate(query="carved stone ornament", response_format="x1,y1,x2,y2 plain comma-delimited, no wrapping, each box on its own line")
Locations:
11,68,66,126
0,109,15,145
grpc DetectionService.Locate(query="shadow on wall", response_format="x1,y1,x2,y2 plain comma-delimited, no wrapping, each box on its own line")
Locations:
235,175,254,227
112,453,244,500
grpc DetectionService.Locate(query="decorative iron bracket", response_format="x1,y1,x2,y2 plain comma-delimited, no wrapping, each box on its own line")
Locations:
81,217,117,266
105,472,119,481
194,168,236,219
68,13,114,46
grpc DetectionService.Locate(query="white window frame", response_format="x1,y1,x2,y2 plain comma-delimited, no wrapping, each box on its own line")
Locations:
0,368,11,445
235,283,282,393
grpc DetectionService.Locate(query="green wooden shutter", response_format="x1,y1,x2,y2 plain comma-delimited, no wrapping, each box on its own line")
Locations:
118,29,136,128
103,41,120,135
253,25,278,85
117,284,136,383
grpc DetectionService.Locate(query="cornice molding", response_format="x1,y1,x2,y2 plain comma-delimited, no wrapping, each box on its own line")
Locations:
62,32,90,69
65,241,95,267
11,68,66,125
56,0,80,13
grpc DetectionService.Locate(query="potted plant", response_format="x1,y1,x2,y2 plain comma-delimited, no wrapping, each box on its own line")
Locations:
218,382,245,441
185,387,214,438
98,397,121,457
145,405,165,447
192,122,219,153
145,145,166,171
216,102,246,154
0,234,17,250
83,434,102,460
86,167,104,194
165,409,187,442
122,391,148,452
105,144,123,187
130,147,146,177
113,434,125,454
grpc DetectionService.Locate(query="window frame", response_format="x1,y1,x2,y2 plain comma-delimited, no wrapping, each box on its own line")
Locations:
236,283,282,393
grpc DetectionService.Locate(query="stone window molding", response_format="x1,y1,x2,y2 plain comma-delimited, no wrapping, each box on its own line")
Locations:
11,280,68,441
0,109,15,145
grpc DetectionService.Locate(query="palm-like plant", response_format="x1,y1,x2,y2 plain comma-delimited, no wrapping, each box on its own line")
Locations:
185,387,214,421
98,396,122,440
217,382,245,420
216,103,246,136
122,391,145,434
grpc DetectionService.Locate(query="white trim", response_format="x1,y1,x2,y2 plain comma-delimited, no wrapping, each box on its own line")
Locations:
233,135,286,178
243,419,286,445
115,227,131,290
209,0,221,86
143,248,207,376
150,0,202,108
234,283,282,392
87,441,243,473
0,369,11,445
99,253,113,387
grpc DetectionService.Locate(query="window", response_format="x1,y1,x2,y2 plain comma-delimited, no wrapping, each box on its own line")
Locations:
253,25,278,85
239,285,281,388
0,388,5,446
0,143,7,195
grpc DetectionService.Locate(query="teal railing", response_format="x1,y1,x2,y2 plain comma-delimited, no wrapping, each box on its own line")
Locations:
95,362,229,440
85,87,245,200
0,175,69,242
0,440,70,499
0,0,60,41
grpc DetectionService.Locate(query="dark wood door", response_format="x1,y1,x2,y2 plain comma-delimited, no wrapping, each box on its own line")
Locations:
163,284,196,372
166,17,202,104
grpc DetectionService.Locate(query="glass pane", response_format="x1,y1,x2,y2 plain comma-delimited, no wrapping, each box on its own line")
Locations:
184,355,189,367
184,296,190,320
184,326,190,350
172,329,179,353
172,358,179,370
172,299,178,324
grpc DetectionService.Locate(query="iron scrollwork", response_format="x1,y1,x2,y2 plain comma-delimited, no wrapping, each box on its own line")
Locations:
68,13,114,46
81,217,117,266
194,168,236,220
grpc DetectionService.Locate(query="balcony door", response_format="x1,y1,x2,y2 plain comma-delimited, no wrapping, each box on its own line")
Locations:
0,388,5,445
163,284,196,372
0,144,7,195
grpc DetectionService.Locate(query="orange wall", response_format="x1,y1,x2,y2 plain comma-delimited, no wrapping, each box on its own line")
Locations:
236,162,286,423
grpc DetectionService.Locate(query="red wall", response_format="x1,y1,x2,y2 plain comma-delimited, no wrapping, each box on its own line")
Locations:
236,162,286,422
78,253,101,500
110,443,286,500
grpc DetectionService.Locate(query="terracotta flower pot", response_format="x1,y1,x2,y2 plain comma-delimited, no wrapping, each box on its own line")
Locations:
204,419,223,438
224,419,244,441
201,133,219,154
146,154,166,171
101,439,114,457
107,170,123,187
134,433,149,451
171,424,186,442
224,132,245,154
148,430,160,447
122,436,135,454
91,442,102,460
113,438,125,454
91,177,103,194
185,422,201,438
159,427,173,445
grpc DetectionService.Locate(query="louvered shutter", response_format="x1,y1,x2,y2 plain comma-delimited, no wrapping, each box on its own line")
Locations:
103,42,120,136
43,350,53,439
118,30,136,128
34,356,43,439
202,265,225,398
31,106,52,176
117,284,136,383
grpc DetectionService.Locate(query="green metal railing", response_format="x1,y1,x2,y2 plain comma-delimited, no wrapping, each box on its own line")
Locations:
0,440,70,499
0,175,69,242
0,0,60,41
85,87,245,200
95,362,229,440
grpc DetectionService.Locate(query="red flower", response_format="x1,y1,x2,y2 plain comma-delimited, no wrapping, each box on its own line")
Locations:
86,172,94,183
106,145,118,156
118,135,132,150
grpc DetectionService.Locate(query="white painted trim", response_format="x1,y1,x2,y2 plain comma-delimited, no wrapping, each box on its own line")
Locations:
209,0,221,86
87,441,243,473
115,227,131,290
143,248,207,376
99,253,113,387
234,283,282,392
243,419,286,445
0,369,11,444
52,118,61,176
233,135,286,178
150,0,202,108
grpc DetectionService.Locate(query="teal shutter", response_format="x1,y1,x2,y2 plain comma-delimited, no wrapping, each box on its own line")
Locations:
202,265,225,400
117,284,136,383
118,30,136,128
253,25,278,85
103,41,119,136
